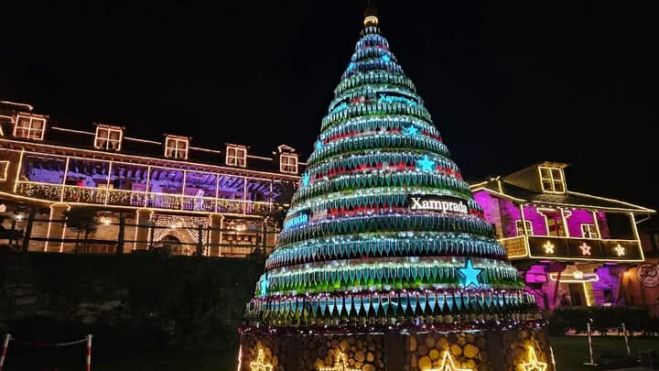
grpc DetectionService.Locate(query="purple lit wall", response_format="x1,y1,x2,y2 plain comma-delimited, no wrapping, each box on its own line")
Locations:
472,191,503,237
522,205,548,236
596,211,611,239
565,209,595,237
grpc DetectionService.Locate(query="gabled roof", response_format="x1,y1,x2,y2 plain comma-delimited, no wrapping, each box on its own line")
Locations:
471,178,655,214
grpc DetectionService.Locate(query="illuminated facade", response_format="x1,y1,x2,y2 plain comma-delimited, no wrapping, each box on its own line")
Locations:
0,101,302,257
471,162,655,310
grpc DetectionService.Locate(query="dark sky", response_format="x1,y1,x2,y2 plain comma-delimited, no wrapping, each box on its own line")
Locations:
1,1,657,209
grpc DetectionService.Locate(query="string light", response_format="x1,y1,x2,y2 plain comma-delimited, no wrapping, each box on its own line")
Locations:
425,351,473,371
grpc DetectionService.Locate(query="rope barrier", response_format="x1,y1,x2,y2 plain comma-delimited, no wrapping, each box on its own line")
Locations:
0,333,93,371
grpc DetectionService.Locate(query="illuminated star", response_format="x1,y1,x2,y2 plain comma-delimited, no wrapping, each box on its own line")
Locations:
301,174,311,187
543,241,555,254
458,259,482,288
314,140,324,151
614,244,626,256
427,351,473,371
318,351,360,371
381,54,391,63
579,243,592,256
250,348,273,371
403,125,420,137
259,275,269,296
416,155,436,172
520,347,547,371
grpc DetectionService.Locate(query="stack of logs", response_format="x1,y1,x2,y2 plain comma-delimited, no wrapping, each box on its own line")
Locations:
307,335,385,371
409,332,486,370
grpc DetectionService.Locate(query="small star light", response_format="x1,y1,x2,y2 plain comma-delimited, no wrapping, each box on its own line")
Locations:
259,275,269,296
381,54,391,63
458,259,482,288
317,351,360,371
543,241,555,254
250,348,273,371
579,242,592,256
426,351,473,371
301,173,311,187
403,125,420,137
614,244,626,256
315,140,324,151
416,155,436,172
520,347,547,371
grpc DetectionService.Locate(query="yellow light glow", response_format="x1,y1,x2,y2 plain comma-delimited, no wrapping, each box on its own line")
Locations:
578,242,592,256
614,243,626,256
318,351,360,371
100,216,111,226
542,241,555,254
424,351,473,371
363,15,379,26
249,348,273,371
520,347,547,371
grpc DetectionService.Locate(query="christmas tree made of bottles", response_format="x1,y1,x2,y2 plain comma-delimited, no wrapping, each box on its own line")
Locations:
240,8,552,371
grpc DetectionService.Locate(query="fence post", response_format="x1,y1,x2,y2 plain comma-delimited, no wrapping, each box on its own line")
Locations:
148,221,155,250
116,214,125,255
196,225,203,257
21,208,35,253
86,334,93,371
0,333,11,371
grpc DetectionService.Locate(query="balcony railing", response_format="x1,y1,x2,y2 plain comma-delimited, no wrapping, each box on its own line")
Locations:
15,181,277,216
498,235,643,262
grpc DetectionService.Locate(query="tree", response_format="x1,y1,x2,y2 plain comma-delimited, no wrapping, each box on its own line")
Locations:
65,208,99,253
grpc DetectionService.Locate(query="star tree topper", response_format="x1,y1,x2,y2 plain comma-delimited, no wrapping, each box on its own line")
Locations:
458,259,482,288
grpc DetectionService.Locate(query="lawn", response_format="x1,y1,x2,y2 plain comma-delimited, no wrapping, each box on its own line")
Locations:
550,336,659,370
3,337,659,370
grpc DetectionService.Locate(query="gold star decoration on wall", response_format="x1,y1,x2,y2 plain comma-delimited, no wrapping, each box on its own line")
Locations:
614,244,626,256
250,348,273,371
426,351,473,371
317,351,360,371
519,347,548,371
543,241,555,254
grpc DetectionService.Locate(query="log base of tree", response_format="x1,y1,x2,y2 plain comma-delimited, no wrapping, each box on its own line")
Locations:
238,325,553,371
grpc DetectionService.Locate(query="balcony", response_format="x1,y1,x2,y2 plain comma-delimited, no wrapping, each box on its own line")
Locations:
499,235,644,262
14,181,277,217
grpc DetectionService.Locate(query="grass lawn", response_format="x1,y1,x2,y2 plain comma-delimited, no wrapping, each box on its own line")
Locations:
550,336,659,370
4,337,659,370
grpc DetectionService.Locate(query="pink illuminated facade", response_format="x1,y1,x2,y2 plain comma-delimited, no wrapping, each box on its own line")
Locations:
471,162,655,311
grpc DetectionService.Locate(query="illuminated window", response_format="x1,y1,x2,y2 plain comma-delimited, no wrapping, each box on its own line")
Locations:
164,136,189,160
13,114,46,140
516,220,533,236
0,161,9,181
280,153,298,174
94,125,123,151
226,145,247,167
539,166,565,193
581,224,599,239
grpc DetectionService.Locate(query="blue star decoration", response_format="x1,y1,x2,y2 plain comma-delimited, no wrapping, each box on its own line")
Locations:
381,54,391,63
259,274,269,296
301,173,311,187
458,259,482,288
402,125,420,137
314,139,324,151
415,155,436,172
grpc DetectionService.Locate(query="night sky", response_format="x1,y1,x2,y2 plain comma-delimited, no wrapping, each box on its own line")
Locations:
1,1,657,209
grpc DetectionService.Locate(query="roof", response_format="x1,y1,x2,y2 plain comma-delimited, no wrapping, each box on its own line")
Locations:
472,178,655,214
0,102,305,177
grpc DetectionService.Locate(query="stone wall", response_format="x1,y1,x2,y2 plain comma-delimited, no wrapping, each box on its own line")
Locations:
0,251,263,352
